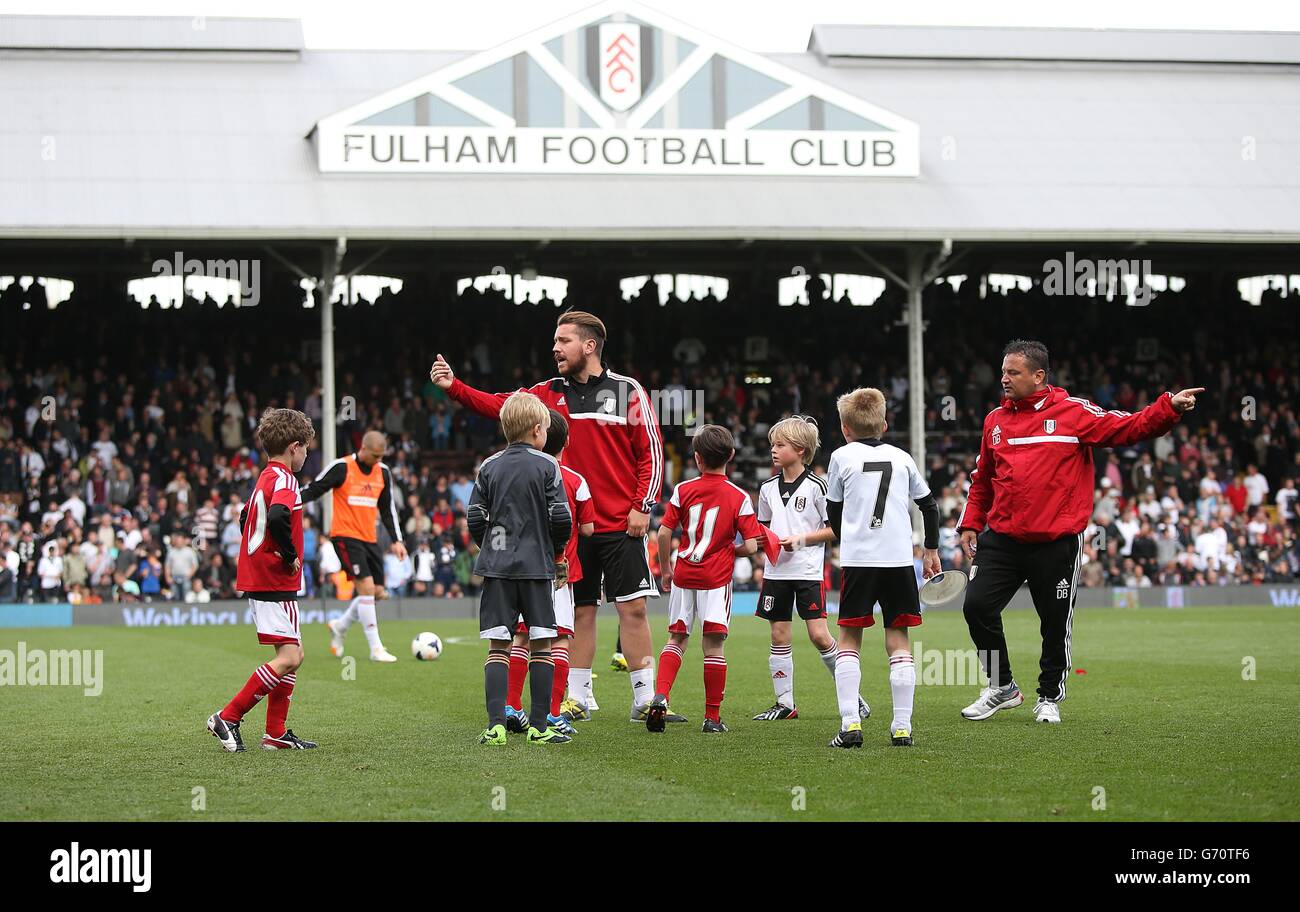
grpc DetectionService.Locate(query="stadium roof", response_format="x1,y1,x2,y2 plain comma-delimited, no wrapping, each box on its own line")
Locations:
807,24,1300,66
3,6,1300,243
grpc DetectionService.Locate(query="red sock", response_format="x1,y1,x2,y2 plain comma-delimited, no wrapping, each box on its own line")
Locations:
265,672,296,738
703,655,727,722
506,645,529,712
550,642,570,717
656,642,684,700
221,663,280,724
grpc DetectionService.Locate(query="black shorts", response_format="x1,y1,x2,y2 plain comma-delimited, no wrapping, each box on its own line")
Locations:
479,577,556,640
757,578,826,623
333,536,384,584
837,566,922,629
573,531,658,606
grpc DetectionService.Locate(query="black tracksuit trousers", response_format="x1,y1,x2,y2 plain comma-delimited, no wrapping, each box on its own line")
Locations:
962,529,1082,702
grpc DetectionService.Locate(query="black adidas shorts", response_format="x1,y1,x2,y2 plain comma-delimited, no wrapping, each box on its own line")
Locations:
479,577,556,640
333,536,385,584
573,531,658,606
837,566,922,629
757,578,826,623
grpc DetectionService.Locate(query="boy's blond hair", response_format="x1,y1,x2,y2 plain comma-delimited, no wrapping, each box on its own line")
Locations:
837,388,887,439
768,416,820,466
499,391,550,444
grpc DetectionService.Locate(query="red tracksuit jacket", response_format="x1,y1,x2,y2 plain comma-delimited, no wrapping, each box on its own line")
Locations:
447,363,662,534
958,385,1182,543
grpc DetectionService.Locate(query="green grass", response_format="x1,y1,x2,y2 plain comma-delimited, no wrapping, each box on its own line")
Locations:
1,607,1297,821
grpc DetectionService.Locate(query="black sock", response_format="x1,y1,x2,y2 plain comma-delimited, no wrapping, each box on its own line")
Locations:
485,649,509,727
529,651,554,729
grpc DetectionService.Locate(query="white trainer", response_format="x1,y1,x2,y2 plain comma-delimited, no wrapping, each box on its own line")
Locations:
961,684,1024,720
327,619,346,658
585,685,600,712
1034,698,1061,724
369,647,398,663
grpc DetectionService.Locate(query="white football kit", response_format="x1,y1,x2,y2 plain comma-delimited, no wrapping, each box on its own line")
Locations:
826,440,931,568
756,469,828,581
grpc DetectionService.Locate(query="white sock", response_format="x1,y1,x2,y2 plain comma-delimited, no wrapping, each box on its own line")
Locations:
337,597,362,633
356,595,382,650
819,643,838,676
568,667,592,703
769,644,794,707
629,666,655,706
834,649,862,729
889,653,916,731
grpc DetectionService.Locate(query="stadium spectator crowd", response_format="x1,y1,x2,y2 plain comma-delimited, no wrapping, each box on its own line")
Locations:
1,272,1297,604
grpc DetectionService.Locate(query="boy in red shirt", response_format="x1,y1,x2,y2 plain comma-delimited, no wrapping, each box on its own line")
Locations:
649,425,770,733
207,408,318,752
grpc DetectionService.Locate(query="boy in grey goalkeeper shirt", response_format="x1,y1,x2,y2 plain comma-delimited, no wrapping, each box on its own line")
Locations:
467,392,572,745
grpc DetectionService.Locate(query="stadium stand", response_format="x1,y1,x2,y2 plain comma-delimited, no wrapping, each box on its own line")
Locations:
1,275,1296,605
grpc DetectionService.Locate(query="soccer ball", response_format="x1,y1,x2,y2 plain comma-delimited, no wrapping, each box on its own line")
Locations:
412,631,443,661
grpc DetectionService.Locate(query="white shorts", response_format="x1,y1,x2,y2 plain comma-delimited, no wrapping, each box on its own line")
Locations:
251,598,301,645
667,583,732,637
553,584,574,637
512,584,573,639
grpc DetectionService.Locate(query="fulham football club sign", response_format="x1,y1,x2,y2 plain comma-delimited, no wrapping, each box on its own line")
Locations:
312,1,919,177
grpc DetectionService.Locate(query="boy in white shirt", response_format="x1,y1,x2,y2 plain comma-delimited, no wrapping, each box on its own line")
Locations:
752,416,869,724
825,389,940,749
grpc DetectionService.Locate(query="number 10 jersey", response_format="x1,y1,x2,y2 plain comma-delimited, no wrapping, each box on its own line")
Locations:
236,461,304,597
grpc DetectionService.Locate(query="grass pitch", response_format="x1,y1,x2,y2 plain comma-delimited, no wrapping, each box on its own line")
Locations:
1,606,1296,821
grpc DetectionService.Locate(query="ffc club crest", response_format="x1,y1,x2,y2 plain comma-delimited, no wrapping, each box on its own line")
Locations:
589,23,653,112
1044,419,1057,434
793,496,806,511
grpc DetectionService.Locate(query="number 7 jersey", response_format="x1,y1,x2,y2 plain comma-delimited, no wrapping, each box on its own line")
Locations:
661,473,763,589
827,440,930,568
236,461,304,596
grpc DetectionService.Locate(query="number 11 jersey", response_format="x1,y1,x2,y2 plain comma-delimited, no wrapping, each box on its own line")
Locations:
826,440,930,568
661,473,763,590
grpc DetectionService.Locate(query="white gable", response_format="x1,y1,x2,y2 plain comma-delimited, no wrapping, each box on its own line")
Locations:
313,1,919,177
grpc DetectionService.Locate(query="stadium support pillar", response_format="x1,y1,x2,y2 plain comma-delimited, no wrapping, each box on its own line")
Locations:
320,239,347,501
853,241,964,533
906,250,926,480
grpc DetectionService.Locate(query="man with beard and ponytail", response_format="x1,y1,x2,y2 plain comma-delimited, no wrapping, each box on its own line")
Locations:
431,310,683,725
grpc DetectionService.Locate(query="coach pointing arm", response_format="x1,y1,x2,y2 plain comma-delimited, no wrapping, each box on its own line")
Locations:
431,311,665,718
958,379,1204,559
